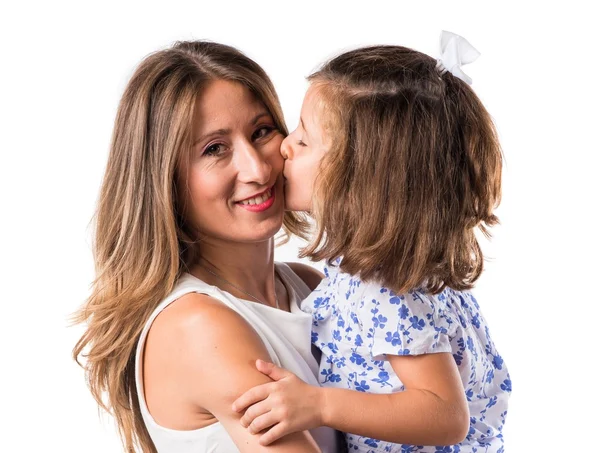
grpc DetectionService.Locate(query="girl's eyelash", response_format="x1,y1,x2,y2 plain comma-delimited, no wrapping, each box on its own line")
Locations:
297,140,307,147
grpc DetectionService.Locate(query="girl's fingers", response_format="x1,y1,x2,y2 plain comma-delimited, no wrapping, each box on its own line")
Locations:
259,422,290,446
247,411,278,435
232,383,272,412
239,400,272,428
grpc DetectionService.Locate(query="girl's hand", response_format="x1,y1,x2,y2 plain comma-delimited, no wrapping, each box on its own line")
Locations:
232,359,325,445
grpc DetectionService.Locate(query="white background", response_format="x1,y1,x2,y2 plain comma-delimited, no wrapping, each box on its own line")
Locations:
1,1,598,451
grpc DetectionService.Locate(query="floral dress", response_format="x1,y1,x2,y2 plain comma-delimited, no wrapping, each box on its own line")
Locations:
301,262,511,453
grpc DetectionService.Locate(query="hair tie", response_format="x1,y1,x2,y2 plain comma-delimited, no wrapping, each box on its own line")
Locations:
435,30,480,85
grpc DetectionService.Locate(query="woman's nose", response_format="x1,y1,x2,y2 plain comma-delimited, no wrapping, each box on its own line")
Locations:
280,135,294,160
236,142,272,185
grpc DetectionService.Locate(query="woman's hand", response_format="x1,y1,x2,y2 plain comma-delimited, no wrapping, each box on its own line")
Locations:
232,360,325,446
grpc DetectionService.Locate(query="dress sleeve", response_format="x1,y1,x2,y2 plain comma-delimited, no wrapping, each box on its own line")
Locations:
358,285,458,360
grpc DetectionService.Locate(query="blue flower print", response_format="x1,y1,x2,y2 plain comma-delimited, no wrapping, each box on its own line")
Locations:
355,334,363,347
465,388,473,401
320,368,341,383
399,304,410,319
400,446,421,452
453,350,463,366
372,370,391,387
466,336,475,353
385,331,401,347
486,395,498,409
409,315,425,330
334,356,346,369
373,314,388,329
350,352,365,365
364,438,379,448
354,379,370,392
469,293,481,309
492,353,504,370
389,291,404,305
327,342,339,354
435,446,460,453
303,264,510,453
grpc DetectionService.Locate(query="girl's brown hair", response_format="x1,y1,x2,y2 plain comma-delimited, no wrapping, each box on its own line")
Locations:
301,45,502,294
72,41,303,452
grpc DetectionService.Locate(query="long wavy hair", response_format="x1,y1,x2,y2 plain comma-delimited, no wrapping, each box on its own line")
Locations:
72,41,304,452
299,45,503,294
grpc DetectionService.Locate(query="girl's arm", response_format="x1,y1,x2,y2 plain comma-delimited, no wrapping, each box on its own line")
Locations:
233,352,469,446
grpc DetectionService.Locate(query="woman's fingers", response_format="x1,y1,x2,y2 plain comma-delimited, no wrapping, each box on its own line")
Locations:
240,400,272,428
232,383,272,412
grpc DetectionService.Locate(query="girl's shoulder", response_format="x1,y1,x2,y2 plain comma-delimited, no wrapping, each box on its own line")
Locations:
317,261,478,322
354,285,466,358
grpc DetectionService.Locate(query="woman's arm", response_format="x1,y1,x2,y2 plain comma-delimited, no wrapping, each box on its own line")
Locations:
145,292,321,452
233,353,469,446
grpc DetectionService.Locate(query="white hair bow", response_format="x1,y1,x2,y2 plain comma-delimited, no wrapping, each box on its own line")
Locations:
436,31,480,85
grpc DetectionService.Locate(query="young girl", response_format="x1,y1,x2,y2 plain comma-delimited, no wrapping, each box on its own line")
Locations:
232,32,511,452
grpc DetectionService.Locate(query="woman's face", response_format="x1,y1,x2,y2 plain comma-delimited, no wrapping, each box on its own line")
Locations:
181,80,285,243
280,84,330,212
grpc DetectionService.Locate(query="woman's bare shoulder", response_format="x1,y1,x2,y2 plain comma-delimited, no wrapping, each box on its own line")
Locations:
144,292,320,452
285,262,324,291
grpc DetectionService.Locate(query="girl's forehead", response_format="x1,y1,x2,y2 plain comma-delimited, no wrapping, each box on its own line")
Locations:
301,85,326,126
303,84,323,109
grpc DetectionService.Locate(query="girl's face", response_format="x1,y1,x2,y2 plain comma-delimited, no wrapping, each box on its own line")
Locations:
180,79,285,243
280,84,330,212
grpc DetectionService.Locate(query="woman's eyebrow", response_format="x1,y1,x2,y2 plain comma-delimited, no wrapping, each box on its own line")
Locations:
193,112,272,145
251,112,271,124
193,128,230,146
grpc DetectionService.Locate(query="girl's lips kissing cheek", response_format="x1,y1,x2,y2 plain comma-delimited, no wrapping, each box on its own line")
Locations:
236,186,275,212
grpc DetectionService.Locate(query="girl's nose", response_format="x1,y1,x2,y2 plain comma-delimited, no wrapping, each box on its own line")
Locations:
280,135,294,160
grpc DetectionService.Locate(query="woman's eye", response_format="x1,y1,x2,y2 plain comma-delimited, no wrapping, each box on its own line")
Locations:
297,139,307,147
252,125,276,141
203,143,226,156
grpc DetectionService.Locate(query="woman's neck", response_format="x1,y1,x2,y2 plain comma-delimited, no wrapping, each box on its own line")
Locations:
190,237,279,306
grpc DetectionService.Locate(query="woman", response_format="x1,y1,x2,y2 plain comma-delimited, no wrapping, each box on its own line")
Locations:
72,41,338,453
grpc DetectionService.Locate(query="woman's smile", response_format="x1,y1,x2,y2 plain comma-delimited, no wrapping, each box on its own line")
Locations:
236,184,276,212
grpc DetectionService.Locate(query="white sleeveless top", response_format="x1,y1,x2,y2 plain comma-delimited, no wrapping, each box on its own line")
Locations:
135,263,339,453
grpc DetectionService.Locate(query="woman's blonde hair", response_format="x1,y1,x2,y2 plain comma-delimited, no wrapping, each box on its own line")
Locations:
299,45,502,294
72,41,303,452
